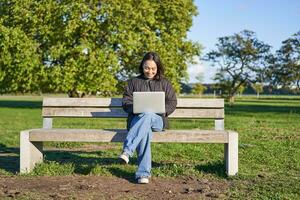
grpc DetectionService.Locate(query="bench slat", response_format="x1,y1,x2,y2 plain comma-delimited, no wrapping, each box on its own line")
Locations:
171,108,224,118
42,108,224,118
43,98,224,108
43,98,123,107
28,129,229,143
42,108,127,118
178,99,224,108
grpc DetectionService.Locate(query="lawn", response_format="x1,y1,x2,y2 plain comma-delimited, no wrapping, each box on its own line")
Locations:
0,95,299,199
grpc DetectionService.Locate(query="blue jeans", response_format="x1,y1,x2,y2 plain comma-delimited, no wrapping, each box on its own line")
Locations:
123,112,163,179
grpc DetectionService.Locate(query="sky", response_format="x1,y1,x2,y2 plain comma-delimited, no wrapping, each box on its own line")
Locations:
187,0,300,83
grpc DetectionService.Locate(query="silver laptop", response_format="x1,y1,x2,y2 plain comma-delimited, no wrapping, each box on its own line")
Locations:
133,92,165,114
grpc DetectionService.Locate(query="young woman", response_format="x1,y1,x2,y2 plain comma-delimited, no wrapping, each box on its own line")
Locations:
120,52,177,184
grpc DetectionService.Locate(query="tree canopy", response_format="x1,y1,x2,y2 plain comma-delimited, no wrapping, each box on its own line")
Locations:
0,24,42,94
0,0,200,96
266,31,300,92
204,30,271,102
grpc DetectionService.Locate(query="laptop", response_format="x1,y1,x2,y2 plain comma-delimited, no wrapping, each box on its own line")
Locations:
133,92,165,114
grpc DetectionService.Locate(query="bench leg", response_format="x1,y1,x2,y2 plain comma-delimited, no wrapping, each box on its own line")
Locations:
225,131,238,176
20,130,43,173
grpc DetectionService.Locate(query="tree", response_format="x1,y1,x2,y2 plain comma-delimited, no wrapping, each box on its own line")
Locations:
0,24,43,94
237,83,246,97
204,30,271,103
192,83,206,96
252,83,263,98
191,72,206,96
266,31,300,92
0,0,200,96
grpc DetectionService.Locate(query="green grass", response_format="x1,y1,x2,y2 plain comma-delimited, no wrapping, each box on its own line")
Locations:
0,95,299,199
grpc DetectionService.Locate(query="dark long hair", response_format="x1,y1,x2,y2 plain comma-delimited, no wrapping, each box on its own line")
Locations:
139,52,164,80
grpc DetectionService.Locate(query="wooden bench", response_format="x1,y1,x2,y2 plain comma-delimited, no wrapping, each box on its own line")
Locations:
20,98,238,175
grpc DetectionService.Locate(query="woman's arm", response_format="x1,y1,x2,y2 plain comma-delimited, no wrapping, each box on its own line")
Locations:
165,80,177,116
122,80,134,113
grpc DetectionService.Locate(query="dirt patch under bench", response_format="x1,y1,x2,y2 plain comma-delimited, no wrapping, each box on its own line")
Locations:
0,175,230,199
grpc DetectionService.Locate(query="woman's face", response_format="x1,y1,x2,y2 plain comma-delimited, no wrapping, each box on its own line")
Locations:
143,60,157,79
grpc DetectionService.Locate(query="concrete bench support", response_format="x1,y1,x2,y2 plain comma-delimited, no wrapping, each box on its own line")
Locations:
20,130,43,173
215,119,224,130
225,131,238,175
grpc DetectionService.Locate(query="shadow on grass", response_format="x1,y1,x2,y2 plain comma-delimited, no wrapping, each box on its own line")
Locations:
0,100,42,108
45,151,119,169
225,104,300,114
0,143,19,174
44,150,229,179
108,168,136,183
0,144,229,179
238,100,300,104
195,160,227,178
239,97,300,101
45,150,137,183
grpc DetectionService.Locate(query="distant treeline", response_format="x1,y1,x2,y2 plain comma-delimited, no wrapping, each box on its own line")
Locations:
181,83,300,95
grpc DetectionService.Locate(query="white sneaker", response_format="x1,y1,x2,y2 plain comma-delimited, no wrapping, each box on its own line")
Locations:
137,177,149,184
119,152,129,164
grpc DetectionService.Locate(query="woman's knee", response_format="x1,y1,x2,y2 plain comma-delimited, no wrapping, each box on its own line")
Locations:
139,112,156,119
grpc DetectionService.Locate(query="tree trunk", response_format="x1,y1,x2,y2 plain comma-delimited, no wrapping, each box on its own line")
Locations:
228,95,235,105
67,89,85,98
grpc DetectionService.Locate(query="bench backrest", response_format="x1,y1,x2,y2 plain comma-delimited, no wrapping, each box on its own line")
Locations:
42,98,225,130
